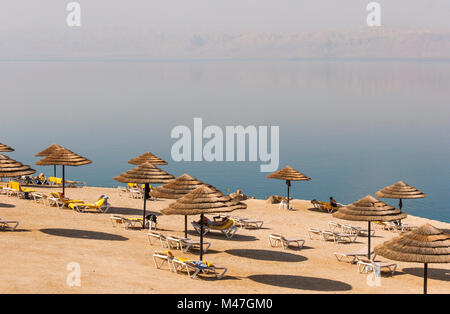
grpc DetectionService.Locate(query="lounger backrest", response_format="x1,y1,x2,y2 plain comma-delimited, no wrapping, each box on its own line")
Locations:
95,198,105,207
210,219,234,229
8,181,20,191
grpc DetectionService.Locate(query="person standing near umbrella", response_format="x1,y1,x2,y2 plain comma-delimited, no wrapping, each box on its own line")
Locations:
128,152,167,199
267,166,311,211
114,162,174,229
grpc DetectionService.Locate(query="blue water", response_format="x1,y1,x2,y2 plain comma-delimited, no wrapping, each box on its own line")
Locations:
1,60,449,222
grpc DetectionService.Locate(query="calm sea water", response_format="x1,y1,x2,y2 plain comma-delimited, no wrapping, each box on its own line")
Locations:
1,60,449,222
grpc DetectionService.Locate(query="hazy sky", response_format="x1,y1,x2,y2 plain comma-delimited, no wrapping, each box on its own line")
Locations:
1,0,449,33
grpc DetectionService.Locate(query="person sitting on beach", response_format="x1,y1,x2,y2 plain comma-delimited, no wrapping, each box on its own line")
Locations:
209,217,229,226
196,215,210,226
330,196,338,208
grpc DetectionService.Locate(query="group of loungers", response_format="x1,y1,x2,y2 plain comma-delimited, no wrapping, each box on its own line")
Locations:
117,183,155,199
31,192,110,213
147,231,211,254
153,250,227,280
0,182,110,214
17,176,86,188
334,246,398,275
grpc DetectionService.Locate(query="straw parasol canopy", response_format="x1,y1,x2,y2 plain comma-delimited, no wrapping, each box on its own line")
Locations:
0,142,14,152
267,166,311,181
161,185,247,260
267,166,311,210
375,224,450,294
114,162,174,228
151,173,215,199
151,173,217,237
35,144,64,157
376,180,426,210
114,162,174,184
0,154,36,178
333,195,407,259
36,148,91,167
36,147,91,195
35,144,65,177
128,152,167,166
333,195,407,222
161,185,246,216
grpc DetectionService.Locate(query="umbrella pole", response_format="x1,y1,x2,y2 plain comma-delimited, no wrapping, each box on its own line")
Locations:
286,180,291,210
54,165,56,177
185,215,188,238
368,221,371,260
424,263,428,294
200,213,204,261
143,183,149,229
399,198,402,210
62,165,65,196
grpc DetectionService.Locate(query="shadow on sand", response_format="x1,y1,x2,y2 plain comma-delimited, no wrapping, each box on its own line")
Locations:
107,206,161,216
187,230,259,242
248,274,352,291
0,203,15,208
402,267,450,282
307,207,329,214
225,249,307,262
40,228,128,241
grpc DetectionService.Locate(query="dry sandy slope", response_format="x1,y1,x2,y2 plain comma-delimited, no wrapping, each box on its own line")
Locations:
0,186,449,294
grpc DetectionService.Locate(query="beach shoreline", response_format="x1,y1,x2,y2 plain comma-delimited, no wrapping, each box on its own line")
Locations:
1,185,449,294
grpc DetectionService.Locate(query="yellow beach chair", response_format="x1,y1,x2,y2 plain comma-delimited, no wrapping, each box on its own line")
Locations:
172,257,227,279
50,192,84,208
68,196,110,213
7,181,35,198
192,218,238,239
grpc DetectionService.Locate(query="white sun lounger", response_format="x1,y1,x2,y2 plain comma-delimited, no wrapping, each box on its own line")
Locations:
0,219,19,231
192,221,238,239
334,246,376,263
152,250,175,272
110,215,149,229
232,217,264,229
269,234,305,249
146,231,169,247
357,259,397,275
166,235,211,253
308,228,358,243
172,259,227,280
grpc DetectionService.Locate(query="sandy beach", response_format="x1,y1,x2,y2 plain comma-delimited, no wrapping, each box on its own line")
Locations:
1,186,449,294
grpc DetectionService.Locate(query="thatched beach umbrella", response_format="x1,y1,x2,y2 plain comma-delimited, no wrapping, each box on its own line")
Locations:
375,224,449,294
0,142,14,152
128,152,167,166
35,144,64,177
114,162,174,229
376,180,426,210
333,195,407,259
151,173,216,237
161,186,247,260
0,154,36,178
36,147,91,196
267,166,311,210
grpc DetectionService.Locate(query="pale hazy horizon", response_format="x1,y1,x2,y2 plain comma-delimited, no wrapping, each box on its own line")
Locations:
1,1,449,60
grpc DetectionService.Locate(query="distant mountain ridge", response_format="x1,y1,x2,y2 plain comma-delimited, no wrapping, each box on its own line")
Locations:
1,27,449,60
